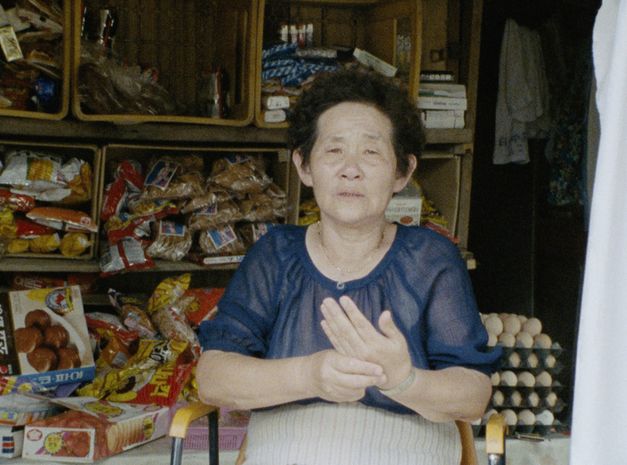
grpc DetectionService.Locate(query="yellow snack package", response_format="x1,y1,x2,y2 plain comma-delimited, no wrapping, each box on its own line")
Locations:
7,238,29,254
29,233,61,253
0,207,14,225
60,232,91,257
146,273,191,314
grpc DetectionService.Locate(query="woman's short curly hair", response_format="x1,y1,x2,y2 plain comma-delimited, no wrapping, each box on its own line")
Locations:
287,69,425,176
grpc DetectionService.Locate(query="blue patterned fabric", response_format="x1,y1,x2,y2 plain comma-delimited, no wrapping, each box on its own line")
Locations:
199,224,502,414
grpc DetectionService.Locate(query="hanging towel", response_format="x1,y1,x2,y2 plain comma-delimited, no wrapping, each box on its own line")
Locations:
493,19,551,165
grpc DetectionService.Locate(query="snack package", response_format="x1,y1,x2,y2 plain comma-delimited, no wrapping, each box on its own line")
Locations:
23,397,170,462
238,192,276,222
59,232,91,257
59,158,93,204
29,233,61,253
107,290,156,339
151,305,201,358
105,201,177,244
27,207,98,233
179,288,224,327
77,339,194,406
99,238,155,276
146,274,191,315
210,156,272,194
0,393,61,427
0,188,35,212
238,223,277,246
142,170,204,201
0,286,96,393
198,225,247,256
145,221,192,261
187,200,241,231
0,150,65,192
100,178,126,222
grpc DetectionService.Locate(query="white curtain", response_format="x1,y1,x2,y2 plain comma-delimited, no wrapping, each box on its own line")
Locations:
571,1,627,464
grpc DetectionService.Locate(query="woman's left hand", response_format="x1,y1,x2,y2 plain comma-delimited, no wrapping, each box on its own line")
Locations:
320,296,413,390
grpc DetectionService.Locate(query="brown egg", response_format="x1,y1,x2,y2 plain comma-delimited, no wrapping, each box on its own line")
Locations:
43,325,69,349
57,347,81,369
14,327,43,353
27,346,58,372
24,309,51,329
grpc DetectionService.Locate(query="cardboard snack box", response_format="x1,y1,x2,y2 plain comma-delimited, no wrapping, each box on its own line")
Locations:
0,286,95,392
23,397,170,463
0,425,24,458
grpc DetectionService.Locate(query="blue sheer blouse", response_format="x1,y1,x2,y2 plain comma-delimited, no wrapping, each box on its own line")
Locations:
198,224,502,414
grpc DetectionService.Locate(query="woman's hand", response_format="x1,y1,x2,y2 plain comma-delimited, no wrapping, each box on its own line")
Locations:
320,296,413,390
306,349,386,402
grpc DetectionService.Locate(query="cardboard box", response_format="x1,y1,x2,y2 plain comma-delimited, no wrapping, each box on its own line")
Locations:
385,182,422,226
0,286,95,393
23,397,170,463
0,426,23,458
183,408,249,451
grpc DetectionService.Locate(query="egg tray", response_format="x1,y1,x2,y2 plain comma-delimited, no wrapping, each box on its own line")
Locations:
471,420,568,438
493,382,563,396
498,360,565,376
489,397,566,414
499,344,564,360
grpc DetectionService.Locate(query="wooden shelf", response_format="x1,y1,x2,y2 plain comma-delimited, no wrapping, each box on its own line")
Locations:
0,118,471,146
424,128,473,145
0,117,287,145
0,257,239,273
0,253,475,272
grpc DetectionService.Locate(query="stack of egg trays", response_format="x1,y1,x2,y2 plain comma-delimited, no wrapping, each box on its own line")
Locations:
472,343,568,437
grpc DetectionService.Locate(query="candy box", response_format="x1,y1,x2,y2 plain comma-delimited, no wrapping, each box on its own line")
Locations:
0,286,95,393
0,426,24,458
22,397,170,462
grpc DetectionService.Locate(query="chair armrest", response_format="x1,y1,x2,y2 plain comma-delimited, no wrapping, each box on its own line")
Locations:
485,413,506,460
169,401,219,438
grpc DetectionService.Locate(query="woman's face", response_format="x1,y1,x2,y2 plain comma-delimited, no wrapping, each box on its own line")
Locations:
294,101,416,227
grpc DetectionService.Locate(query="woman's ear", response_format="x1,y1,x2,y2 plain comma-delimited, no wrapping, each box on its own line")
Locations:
393,154,418,193
292,150,314,187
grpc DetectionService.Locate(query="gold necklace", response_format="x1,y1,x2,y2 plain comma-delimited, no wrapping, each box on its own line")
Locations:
317,221,387,276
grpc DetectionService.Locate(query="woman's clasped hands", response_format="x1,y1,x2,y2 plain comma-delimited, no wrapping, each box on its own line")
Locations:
318,295,414,396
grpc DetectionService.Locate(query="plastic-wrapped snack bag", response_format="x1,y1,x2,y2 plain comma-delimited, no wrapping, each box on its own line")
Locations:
99,238,155,276
146,274,191,315
107,289,157,339
146,221,192,261
198,225,247,256
187,200,241,231
210,156,272,194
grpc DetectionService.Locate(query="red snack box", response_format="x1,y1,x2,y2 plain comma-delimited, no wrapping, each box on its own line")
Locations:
23,397,170,462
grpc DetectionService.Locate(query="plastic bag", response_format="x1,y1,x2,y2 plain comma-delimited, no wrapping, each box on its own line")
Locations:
145,221,192,261
99,238,155,276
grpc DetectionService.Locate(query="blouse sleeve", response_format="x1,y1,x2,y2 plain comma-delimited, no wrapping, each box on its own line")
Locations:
423,239,502,375
198,231,281,357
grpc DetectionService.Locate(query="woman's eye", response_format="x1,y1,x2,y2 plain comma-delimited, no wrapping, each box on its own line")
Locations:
365,149,379,155
326,148,342,154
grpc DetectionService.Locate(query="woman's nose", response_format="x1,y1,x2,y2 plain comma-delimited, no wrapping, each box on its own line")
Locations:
340,154,363,180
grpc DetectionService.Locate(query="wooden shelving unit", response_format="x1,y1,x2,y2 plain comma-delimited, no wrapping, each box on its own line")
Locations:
0,0,484,275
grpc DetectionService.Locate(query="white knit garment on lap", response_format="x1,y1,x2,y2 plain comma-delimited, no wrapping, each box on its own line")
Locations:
244,402,461,465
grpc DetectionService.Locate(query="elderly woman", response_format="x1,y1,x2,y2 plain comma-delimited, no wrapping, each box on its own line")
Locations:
197,69,501,465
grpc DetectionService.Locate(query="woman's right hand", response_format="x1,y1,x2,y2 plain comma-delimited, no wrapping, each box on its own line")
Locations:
306,349,386,402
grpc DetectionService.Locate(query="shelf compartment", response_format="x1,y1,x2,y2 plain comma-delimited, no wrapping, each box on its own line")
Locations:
254,0,422,128
71,0,258,126
99,143,294,270
0,139,101,260
0,1,70,120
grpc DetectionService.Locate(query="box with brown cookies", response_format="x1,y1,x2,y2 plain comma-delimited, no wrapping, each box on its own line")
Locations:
0,285,95,393
22,397,170,462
